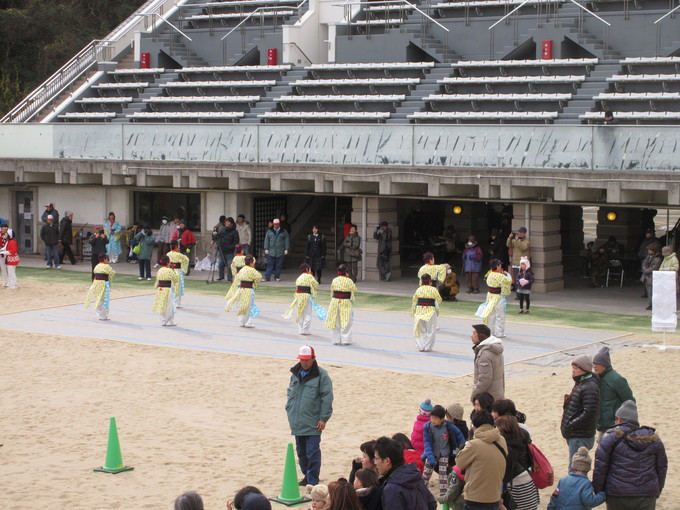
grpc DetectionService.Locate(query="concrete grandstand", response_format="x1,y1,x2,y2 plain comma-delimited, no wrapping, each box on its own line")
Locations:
1,0,680,292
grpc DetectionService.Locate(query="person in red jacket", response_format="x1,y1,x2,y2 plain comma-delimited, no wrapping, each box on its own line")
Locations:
1,228,20,289
173,220,196,275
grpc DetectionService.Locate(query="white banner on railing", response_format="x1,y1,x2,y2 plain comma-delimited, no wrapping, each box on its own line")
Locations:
652,271,677,332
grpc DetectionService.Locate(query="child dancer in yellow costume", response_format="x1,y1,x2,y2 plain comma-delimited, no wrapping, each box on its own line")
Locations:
284,263,322,335
85,253,115,321
411,273,442,352
418,251,447,288
479,258,512,338
225,255,262,328
225,244,255,301
153,255,180,327
324,263,357,345
167,240,189,309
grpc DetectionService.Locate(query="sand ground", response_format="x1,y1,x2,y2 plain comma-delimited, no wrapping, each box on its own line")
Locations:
1,278,678,510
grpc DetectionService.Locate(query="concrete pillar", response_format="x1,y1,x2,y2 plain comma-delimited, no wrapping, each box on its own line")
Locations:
351,196,401,281
560,205,584,272
513,204,563,293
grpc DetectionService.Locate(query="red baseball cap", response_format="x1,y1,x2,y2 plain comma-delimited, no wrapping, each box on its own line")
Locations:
297,345,315,360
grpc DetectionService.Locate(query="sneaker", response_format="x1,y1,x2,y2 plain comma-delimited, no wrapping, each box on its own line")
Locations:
147,278,152,281
646,306,652,311
524,310,530,314
519,310,524,314
138,277,144,280
153,263,160,269
46,264,51,268
263,279,270,282
472,289,479,294
276,278,281,282
298,477,308,487
56,266,62,269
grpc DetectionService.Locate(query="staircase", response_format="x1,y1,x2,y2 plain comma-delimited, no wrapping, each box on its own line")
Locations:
240,67,308,123
555,61,621,124
387,63,452,123
403,14,460,63
111,72,179,123
155,32,208,67
288,197,343,267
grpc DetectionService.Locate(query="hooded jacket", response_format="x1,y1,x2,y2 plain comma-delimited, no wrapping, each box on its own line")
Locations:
597,367,634,432
593,422,668,498
411,413,430,456
285,360,333,436
422,420,466,466
380,462,437,510
561,373,600,439
471,336,505,402
455,424,507,504
547,473,606,510
462,241,483,273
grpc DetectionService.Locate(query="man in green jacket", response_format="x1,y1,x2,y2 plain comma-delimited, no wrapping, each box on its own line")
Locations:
592,346,635,437
286,345,333,486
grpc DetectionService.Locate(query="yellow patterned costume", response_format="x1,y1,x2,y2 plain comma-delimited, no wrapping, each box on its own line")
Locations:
225,254,256,301
152,266,180,314
324,275,357,329
417,263,447,285
225,265,262,315
85,263,115,309
167,249,189,296
480,269,512,323
284,272,319,321
411,284,442,337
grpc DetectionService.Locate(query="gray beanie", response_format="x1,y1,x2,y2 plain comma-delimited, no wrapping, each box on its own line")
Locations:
616,400,639,424
446,403,465,421
571,446,592,473
571,354,593,373
592,346,611,368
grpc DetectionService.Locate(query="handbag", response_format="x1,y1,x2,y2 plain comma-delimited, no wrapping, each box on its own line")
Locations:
527,442,554,489
132,244,141,255
348,247,362,258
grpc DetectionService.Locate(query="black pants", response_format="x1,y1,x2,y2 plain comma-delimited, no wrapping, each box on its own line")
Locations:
518,293,531,310
90,256,99,280
313,269,323,284
60,244,76,265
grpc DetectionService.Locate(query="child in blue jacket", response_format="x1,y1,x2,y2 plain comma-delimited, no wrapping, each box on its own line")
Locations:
422,404,466,497
548,447,606,510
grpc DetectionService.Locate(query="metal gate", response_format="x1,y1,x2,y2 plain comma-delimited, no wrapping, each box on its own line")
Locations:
252,195,287,269
14,191,34,254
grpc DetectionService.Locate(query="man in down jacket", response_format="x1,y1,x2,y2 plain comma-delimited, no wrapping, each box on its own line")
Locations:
593,400,667,510
470,323,505,403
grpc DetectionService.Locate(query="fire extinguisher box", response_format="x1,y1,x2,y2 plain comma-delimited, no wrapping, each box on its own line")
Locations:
141,52,151,69
541,40,553,60
267,48,278,66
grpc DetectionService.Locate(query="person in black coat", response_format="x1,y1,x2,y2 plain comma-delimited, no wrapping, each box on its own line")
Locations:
88,228,109,280
217,217,240,282
561,354,600,470
59,211,76,265
305,225,326,283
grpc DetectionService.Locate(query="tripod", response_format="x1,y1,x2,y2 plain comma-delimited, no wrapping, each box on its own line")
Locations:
206,239,227,284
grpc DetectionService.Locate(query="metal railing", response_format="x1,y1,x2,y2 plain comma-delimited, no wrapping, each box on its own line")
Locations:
654,2,680,55
335,0,450,59
1,0,185,124
487,0,612,60
284,41,314,65
220,0,308,64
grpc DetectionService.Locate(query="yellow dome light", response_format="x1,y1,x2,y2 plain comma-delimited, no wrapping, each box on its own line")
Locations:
453,206,462,215
606,212,617,221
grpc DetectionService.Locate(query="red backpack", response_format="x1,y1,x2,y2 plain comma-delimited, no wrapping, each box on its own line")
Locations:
528,443,554,489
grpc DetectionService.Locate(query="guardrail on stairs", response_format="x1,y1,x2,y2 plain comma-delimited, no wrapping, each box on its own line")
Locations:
0,0,187,124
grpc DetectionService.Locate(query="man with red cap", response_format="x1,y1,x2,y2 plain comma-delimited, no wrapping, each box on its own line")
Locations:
286,345,334,486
